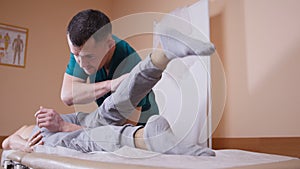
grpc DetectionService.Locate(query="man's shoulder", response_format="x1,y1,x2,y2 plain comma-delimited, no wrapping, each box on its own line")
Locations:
112,35,140,60
113,35,128,48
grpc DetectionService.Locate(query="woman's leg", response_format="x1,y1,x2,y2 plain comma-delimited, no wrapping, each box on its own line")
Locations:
63,115,215,156
76,53,165,127
134,115,215,156
52,13,216,153
78,33,214,127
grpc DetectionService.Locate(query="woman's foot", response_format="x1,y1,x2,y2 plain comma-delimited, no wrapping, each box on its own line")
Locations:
155,24,215,60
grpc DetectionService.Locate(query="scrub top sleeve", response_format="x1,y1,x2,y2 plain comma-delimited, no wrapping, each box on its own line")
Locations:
137,97,147,107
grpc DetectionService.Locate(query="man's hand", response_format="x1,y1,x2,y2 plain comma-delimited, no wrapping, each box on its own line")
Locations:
35,107,64,132
111,73,129,92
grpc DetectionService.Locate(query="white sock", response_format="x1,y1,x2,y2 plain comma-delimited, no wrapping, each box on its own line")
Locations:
144,115,215,156
155,24,215,60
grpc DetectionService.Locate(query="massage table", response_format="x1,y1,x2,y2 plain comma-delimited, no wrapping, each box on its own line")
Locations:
2,146,300,169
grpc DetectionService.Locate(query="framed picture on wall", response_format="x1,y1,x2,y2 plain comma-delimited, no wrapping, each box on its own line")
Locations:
0,23,28,68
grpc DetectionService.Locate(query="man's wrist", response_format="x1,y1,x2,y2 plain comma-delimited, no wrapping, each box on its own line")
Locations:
106,80,112,91
59,120,66,132
60,121,82,132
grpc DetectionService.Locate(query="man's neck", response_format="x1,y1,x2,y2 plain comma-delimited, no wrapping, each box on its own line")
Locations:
103,44,116,71
97,35,116,72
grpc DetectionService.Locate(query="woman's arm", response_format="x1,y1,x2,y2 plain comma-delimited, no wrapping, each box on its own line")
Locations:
2,125,43,152
35,107,83,132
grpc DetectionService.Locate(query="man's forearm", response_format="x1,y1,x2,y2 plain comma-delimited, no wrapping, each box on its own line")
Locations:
68,81,112,105
60,121,83,132
62,73,130,106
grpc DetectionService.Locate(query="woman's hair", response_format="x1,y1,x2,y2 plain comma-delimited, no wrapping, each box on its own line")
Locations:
67,9,112,47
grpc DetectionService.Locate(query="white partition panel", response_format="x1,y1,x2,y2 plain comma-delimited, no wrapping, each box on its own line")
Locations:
153,0,211,147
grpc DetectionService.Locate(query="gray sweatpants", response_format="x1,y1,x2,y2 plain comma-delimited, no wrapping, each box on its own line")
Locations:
35,56,163,152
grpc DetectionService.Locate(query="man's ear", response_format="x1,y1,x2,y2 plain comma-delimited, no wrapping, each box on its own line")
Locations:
107,35,115,49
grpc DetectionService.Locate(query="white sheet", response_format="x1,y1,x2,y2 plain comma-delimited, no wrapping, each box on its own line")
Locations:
32,146,297,169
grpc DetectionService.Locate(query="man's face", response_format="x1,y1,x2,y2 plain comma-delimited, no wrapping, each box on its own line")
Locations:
67,34,110,75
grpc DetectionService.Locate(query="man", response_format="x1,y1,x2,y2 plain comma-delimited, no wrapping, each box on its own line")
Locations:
61,9,158,125
3,20,215,155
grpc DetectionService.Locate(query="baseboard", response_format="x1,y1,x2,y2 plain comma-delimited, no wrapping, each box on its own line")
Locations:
213,137,300,158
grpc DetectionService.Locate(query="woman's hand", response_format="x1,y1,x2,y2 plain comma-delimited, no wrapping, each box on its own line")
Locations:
35,107,64,132
24,130,43,153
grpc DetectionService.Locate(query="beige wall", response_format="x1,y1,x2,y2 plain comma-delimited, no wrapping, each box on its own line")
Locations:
111,0,300,138
1,0,299,138
211,0,300,137
111,0,199,58
0,0,112,135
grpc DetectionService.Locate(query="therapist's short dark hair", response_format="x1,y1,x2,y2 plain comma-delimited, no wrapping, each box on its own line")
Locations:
67,9,112,47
